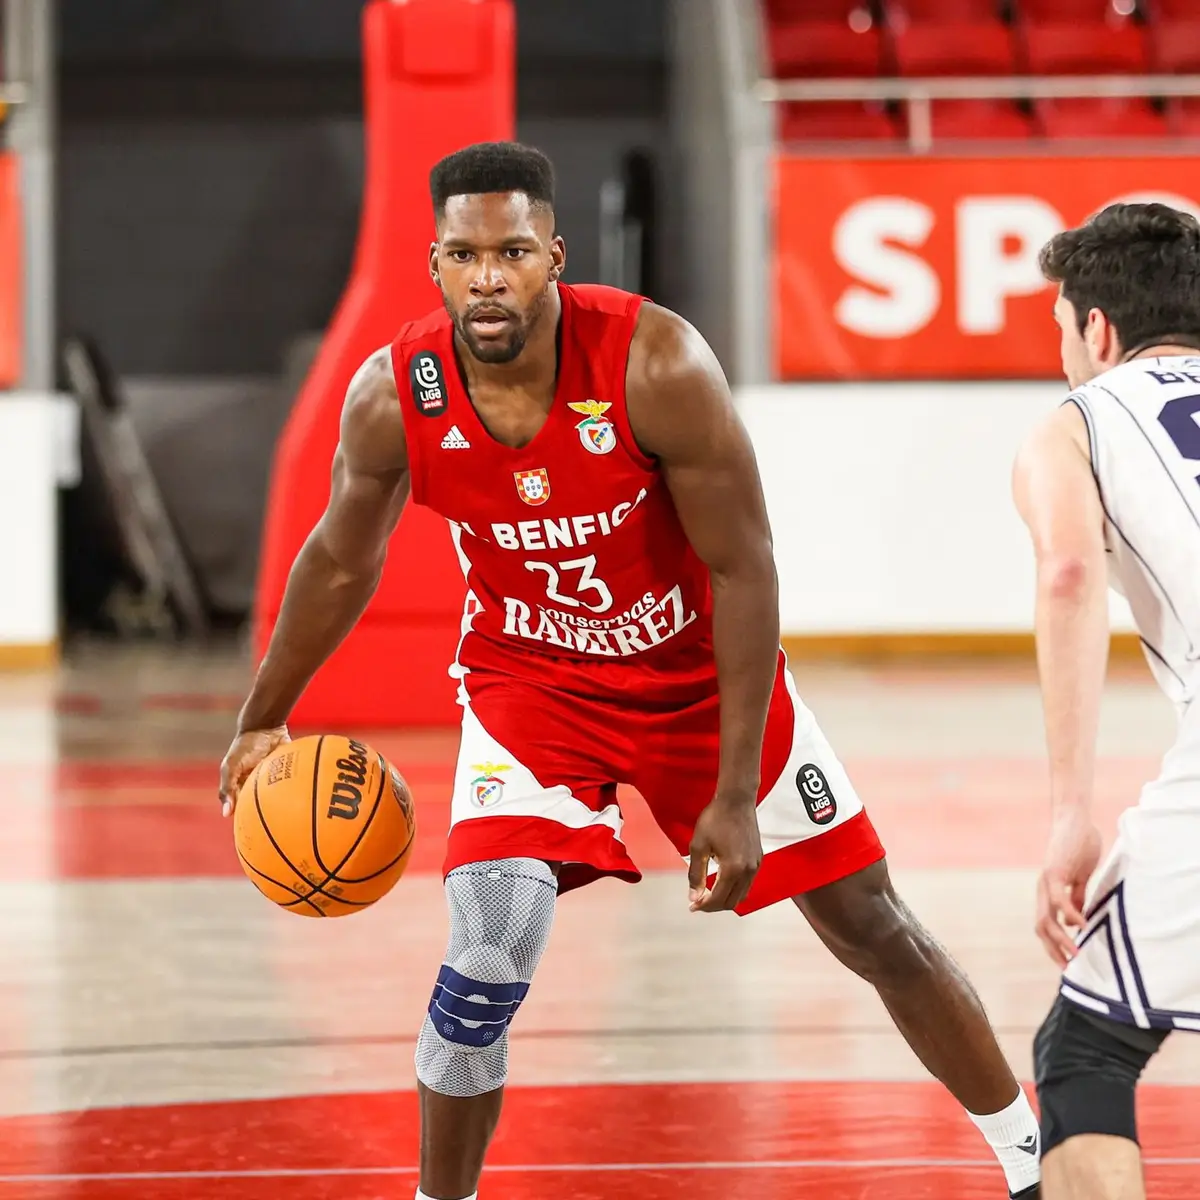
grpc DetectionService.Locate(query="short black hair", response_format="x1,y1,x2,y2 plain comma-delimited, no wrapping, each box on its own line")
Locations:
1039,202,1200,355
429,142,555,220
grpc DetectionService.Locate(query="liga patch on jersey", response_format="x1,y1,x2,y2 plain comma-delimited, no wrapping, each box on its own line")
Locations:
410,351,449,418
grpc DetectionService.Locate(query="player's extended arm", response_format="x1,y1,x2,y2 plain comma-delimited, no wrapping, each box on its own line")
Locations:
219,349,410,811
627,305,779,911
1013,401,1109,963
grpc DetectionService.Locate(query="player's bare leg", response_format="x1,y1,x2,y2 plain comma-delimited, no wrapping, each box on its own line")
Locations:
418,1083,503,1199
415,858,559,1200
794,859,1041,1197
1041,1137,1144,1200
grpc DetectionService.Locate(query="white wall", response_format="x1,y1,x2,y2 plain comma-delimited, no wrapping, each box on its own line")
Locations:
0,394,74,648
738,381,1135,635
0,383,1136,648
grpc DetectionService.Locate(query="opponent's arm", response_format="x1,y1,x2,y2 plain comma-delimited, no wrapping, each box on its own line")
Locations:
219,348,410,811
627,304,778,911
1013,401,1109,963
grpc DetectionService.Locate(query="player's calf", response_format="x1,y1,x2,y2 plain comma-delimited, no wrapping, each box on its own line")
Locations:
1035,996,1168,1200
415,857,558,1200
795,861,1042,1198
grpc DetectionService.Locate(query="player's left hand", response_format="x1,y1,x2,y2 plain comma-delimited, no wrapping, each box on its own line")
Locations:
1036,806,1102,968
687,792,764,913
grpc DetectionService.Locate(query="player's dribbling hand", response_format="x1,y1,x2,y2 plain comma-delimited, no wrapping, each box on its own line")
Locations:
218,726,291,818
1036,806,1102,968
687,793,764,913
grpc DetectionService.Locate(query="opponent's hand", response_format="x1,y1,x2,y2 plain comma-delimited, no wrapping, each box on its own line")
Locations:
218,726,290,817
687,791,764,913
1036,807,1102,968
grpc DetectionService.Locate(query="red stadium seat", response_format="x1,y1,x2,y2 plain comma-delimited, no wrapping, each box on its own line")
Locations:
1149,21,1200,73
892,21,1017,75
778,101,901,141
1038,97,1168,138
764,0,877,22
927,99,1036,139
1018,0,1138,17
769,20,884,77
888,0,1008,21
1022,21,1148,74
1168,97,1200,137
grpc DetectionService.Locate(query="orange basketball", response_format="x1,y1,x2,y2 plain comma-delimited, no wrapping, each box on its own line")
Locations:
233,734,416,917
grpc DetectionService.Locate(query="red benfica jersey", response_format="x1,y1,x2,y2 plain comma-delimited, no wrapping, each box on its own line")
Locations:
391,283,716,695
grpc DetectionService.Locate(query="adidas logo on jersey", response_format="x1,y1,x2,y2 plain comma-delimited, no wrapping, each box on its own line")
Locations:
440,425,471,450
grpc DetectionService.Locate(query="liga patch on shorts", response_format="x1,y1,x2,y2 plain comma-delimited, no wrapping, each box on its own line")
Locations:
796,762,837,826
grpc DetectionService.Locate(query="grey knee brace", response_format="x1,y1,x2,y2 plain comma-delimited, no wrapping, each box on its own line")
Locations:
415,857,557,1098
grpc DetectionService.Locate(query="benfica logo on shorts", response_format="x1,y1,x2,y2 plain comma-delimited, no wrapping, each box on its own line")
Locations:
470,762,512,808
568,399,617,455
514,468,551,506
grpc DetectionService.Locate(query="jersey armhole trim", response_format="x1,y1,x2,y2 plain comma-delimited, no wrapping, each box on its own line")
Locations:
612,294,659,475
1066,392,1101,488
391,338,428,508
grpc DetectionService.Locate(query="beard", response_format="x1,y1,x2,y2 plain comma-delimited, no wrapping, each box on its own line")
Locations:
445,286,551,365
457,319,529,364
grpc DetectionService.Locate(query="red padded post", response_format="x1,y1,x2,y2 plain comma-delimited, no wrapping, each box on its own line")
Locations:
254,0,515,728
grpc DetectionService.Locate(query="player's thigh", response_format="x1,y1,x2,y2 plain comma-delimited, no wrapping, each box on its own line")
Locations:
635,659,886,914
447,672,640,893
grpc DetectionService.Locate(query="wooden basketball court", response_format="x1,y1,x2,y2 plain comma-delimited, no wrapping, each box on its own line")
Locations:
1,645,1197,1197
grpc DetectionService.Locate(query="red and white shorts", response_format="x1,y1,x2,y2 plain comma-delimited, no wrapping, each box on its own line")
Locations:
444,652,885,914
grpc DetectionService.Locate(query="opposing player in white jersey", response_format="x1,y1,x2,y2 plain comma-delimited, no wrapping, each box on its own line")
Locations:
1013,202,1200,1200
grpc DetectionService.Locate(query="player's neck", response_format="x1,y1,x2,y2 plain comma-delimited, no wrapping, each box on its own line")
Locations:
457,286,562,394
1123,342,1200,364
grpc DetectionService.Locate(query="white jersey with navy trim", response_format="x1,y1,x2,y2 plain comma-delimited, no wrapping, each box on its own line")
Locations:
1068,355,1200,710
1059,354,1200,1033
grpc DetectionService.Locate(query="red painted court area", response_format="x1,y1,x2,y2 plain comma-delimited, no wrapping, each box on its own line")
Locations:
1,1082,1197,1199
0,754,1156,881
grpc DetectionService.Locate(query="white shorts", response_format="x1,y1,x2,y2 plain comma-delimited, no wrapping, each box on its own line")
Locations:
1062,700,1200,1032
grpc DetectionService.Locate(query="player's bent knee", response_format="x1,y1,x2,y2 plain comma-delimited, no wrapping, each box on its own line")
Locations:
1034,995,1167,1157
415,858,557,1098
805,871,932,986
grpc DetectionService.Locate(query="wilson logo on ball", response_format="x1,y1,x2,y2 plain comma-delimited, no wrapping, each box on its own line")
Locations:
328,739,371,821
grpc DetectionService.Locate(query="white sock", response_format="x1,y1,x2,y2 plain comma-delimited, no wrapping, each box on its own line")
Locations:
967,1088,1042,1196
415,1191,477,1200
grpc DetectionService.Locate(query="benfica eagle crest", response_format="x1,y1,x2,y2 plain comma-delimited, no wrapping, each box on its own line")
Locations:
568,399,617,455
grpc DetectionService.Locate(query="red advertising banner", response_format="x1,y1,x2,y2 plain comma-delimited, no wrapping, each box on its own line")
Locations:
774,156,1200,380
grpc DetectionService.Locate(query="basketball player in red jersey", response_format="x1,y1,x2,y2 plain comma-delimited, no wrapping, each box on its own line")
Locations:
219,143,1041,1199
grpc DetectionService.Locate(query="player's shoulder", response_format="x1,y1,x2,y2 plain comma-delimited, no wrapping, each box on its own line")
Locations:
391,304,453,352
562,281,643,318
340,347,405,461
1014,392,1093,484
627,302,723,394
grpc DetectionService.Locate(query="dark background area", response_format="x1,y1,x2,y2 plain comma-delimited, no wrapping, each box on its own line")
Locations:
57,0,667,375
